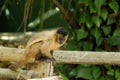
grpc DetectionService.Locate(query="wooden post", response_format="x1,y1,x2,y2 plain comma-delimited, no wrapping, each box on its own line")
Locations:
27,60,54,79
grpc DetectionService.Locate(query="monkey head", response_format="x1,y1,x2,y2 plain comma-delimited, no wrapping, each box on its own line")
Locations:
55,28,69,45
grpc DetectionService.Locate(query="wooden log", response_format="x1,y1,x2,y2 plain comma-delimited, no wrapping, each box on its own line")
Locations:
28,76,62,80
0,68,40,80
54,51,120,65
1,46,120,65
0,46,24,62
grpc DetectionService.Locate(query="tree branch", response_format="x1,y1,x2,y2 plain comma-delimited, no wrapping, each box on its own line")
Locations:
51,0,80,29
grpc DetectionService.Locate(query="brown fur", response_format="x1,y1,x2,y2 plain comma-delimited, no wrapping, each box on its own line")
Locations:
9,29,68,71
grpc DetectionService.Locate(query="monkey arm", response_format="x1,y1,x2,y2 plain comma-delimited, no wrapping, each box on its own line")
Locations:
41,48,52,59
40,41,53,59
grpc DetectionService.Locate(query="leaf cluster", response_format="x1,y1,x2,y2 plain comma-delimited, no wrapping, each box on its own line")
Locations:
56,0,120,80
66,0,120,51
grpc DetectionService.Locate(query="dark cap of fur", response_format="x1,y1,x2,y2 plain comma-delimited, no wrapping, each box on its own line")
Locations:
56,28,68,36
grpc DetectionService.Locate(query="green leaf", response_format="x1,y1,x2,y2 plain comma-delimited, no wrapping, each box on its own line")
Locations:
92,15,102,27
66,40,76,50
113,27,120,37
102,26,111,36
77,29,88,40
83,42,93,51
117,78,120,80
76,67,92,79
92,66,101,80
107,69,114,76
109,1,119,13
79,12,86,24
85,15,93,29
69,68,77,77
109,36,119,46
86,20,93,29
100,8,108,21
115,69,120,79
107,16,115,25
60,73,69,80
94,0,106,7
91,28,101,39
89,2,97,13
78,41,84,50
91,28,102,46
109,28,120,46
96,37,103,47
94,0,106,12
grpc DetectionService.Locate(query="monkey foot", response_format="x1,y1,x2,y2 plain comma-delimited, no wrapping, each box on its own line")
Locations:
39,57,56,65
9,65,17,71
39,56,51,62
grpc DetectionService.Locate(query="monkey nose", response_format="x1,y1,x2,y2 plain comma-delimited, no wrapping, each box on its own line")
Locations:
59,40,63,44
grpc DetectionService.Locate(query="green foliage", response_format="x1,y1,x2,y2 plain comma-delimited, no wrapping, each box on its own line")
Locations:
77,29,88,41
86,15,93,29
92,15,102,27
109,1,119,14
109,27,120,46
100,8,108,21
76,66,93,79
56,0,120,80
83,42,93,51
102,26,111,36
4,0,120,80
60,73,69,80
92,66,101,80
91,27,103,46
107,16,115,25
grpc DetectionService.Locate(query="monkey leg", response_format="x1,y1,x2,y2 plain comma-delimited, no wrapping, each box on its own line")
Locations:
9,42,41,71
9,55,31,71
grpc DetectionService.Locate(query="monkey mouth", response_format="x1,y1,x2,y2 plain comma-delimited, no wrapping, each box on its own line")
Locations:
58,40,64,44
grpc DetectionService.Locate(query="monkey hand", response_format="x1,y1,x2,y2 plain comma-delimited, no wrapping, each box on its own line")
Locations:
9,64,17,71
39,56,56,65
38,56,51,62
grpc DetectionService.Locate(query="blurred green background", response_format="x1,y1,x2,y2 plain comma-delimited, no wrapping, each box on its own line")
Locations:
0,0,68,32
1,0,120,80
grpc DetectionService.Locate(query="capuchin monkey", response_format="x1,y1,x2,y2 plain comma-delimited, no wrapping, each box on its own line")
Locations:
9,28,69,71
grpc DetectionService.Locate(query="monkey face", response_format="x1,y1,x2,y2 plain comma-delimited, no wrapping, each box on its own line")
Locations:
56,28,69,45
57,34,68,44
